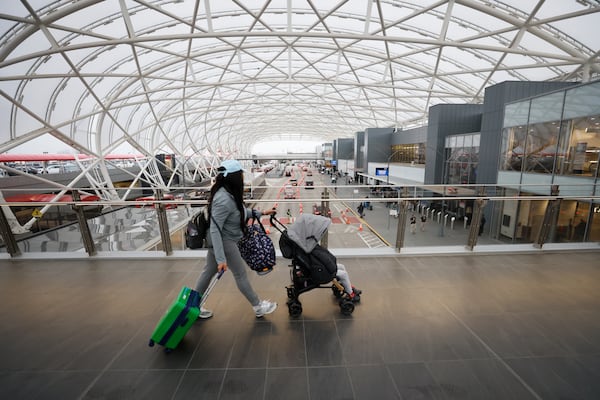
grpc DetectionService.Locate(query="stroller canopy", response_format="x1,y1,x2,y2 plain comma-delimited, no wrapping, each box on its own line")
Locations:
287,214,331,253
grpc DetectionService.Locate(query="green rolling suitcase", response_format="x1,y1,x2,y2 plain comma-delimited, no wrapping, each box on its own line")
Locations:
149,270,224,353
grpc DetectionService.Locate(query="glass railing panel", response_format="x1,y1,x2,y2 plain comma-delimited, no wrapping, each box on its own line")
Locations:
1,181,599,256
0,202,194,253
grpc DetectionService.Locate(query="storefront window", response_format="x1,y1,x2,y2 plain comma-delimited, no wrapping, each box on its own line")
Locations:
503,101,530,127
445,133,480,185
500,126,527,171
555,120,573,175
522,120,561,173
560,115,600,176
528,92,565,124
563,80,600,120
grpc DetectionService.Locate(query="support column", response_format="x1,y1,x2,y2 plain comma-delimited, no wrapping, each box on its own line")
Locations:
71,191,97,256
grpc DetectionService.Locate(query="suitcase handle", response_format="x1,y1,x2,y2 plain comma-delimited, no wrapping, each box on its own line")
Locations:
199,269,225,309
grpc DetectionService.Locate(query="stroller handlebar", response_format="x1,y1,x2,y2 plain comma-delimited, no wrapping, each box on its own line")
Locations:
270,213,287,233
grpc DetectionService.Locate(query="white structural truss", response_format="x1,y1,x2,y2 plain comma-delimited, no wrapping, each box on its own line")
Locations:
0,0,599,171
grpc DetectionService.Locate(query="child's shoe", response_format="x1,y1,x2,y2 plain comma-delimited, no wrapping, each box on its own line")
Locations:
350,287,362,302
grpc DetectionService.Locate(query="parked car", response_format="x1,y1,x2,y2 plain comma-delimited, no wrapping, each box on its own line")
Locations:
284,185,296,199
9,165,38,175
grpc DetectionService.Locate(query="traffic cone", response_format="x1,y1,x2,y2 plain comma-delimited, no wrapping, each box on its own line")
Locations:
359,223,363,231
265,226,271,234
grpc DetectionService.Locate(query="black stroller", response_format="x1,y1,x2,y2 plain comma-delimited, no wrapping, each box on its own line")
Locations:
270,213,355,317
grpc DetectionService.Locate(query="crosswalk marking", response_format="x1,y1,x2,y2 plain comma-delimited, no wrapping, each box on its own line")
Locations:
358,230,387,248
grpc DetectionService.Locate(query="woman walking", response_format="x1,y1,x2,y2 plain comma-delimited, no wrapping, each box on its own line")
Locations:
195,159,277,318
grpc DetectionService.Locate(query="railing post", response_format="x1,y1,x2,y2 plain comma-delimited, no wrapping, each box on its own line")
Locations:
71,191,97,256
155,189,173,255
534,185,561,249
466,188,487,250
0,206,21,257
320,187,329,248
394,187,409,251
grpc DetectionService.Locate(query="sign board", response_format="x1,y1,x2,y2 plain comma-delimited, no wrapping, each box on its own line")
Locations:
375,167,388,176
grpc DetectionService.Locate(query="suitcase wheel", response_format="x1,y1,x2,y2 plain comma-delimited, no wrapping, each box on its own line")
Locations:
148,339,155,347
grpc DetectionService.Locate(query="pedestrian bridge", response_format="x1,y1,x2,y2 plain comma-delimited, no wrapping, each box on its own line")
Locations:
1,177,599,399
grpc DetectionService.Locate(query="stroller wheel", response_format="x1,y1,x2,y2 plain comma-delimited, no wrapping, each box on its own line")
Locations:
287,300,303,318
339,300,355,316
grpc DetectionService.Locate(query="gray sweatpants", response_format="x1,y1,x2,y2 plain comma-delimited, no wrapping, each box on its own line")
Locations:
194,239,260,307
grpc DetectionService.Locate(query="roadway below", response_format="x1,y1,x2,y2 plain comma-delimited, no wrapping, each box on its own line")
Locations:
254,164,486,252
250,166,381,251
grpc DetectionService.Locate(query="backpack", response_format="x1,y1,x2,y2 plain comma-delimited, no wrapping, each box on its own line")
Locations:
185,207,210,249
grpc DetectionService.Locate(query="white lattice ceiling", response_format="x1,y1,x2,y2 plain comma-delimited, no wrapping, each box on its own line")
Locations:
1,0,599,159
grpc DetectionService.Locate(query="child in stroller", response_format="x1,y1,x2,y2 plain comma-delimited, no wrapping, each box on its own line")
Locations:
271,213,362,317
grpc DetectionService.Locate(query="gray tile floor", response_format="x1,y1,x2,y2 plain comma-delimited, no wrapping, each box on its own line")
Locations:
1,251,599,400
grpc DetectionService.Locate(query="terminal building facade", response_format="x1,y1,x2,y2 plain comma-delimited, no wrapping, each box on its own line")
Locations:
330,79,600,244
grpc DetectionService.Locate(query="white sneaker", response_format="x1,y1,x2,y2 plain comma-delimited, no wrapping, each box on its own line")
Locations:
198,307,213,319
253,300,277,318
